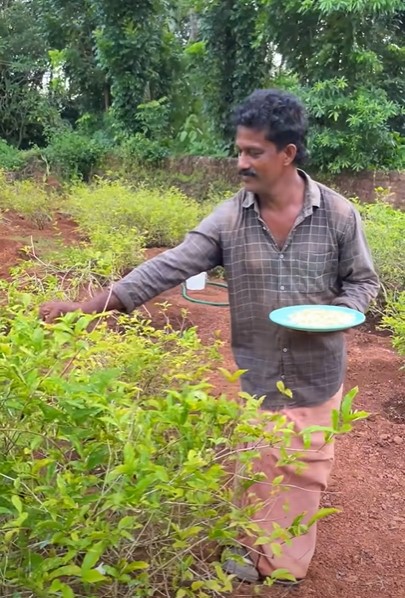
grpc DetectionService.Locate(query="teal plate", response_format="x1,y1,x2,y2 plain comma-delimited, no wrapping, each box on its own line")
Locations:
269,305,366,332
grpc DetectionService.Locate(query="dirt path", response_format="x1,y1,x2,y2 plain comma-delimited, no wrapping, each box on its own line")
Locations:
143,284,405,598
0,211,79,278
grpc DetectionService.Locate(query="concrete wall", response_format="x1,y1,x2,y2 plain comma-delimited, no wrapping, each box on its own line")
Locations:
167,157,405,209
325,170,405,210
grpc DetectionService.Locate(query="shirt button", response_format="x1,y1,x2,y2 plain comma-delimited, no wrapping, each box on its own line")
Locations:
283,348,288,353
280,254,284,259
280,285,285,291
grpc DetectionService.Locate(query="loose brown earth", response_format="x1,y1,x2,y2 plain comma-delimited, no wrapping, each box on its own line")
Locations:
1,214,404,598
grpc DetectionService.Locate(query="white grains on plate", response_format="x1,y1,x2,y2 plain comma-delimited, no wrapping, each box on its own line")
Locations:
288,309,356,328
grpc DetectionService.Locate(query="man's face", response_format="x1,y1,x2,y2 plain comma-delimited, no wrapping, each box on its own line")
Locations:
235,126,293,195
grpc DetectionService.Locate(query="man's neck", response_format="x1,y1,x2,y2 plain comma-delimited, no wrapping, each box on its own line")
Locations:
257,170,305,212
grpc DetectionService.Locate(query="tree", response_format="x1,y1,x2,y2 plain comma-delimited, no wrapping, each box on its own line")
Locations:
88,0,180,133
0,0,50,147
262,0,405,170
199,0,273,145
38,0,109,118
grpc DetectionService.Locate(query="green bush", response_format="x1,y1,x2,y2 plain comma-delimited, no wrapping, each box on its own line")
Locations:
44,130,107,180
355,195,405,307
68,180,203,248
173,114,229,158
0,139,25,171
305,80,405,173
0,288,367,596
116,99,171,166
270,73,405,173
119,133,170,165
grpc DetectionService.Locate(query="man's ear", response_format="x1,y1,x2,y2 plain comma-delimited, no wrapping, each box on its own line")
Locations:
283,144,298,166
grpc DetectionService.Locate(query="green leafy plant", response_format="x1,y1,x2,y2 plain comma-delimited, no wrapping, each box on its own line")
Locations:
0,140,25,171
117,99,171,165
0,288,368,597
44,129,107,180
119,133,170,165
174,114,228,158
68,179,203,248
305,80,405,172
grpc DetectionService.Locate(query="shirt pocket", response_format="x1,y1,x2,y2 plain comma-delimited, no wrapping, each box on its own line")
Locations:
292,248,337,294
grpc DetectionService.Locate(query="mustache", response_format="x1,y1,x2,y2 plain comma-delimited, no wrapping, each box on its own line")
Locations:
238,168,257,178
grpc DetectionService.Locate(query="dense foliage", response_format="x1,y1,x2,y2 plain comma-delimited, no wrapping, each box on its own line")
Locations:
0,0,404,173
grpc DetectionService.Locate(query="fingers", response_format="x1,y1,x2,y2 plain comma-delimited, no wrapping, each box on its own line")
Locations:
39,303,61,324
39,302,82,323
39,305,50,322
40,308,57,323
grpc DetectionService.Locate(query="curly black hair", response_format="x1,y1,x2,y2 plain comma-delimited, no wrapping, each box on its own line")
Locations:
233,89,309,165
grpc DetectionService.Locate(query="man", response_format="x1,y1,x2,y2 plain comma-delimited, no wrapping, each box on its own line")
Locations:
40,89,379,584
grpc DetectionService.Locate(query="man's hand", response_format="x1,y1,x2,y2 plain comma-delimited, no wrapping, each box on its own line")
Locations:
39,290,126,324
39,301,82,323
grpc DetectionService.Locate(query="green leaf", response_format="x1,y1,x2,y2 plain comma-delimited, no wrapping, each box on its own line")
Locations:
307,507,340,528
276,380,293,399
8,512,28,528
218,368,248,383
123,442,135,464
48,565,81,581
125,561,149,572
270,542,282,557
118,516,135,530
81,542,104,572
11,495,23,514
302,430,312,449
271,568,297,582
331,408,340,430
254,536,270,546
32,458,54,474
49,580,75,598
350,410,369,421
81,569,107,583
340,387,358,419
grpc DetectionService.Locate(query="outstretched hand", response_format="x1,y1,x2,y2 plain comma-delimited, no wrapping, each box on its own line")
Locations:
39,301,82,324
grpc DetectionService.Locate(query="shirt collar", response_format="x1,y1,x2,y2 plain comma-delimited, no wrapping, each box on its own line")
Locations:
241,169,321,211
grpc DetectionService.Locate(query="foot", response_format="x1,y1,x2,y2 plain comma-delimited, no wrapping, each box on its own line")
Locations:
221,546,304,587
221,546,260,583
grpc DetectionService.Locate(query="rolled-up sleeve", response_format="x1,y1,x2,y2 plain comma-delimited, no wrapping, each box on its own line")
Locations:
111,206,224,313
331,207,380,313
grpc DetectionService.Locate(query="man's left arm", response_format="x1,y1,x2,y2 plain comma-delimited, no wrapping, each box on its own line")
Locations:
331,208,380,313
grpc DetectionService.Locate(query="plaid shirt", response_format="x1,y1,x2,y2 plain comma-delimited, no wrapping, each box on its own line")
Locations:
113,171,379,409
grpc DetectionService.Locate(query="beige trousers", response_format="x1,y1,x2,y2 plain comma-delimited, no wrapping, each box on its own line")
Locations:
240,386,343,580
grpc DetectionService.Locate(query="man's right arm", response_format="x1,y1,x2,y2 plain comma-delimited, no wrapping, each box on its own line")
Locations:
39,205,226,322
